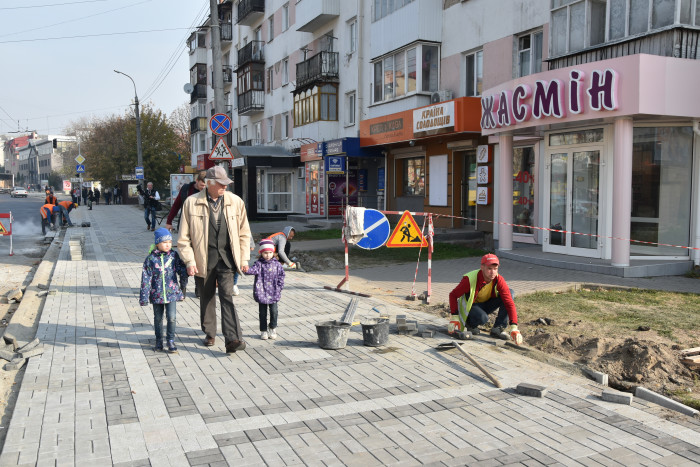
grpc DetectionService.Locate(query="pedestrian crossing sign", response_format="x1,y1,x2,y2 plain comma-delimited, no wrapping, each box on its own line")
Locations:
386,211,428,248
0,221,9,235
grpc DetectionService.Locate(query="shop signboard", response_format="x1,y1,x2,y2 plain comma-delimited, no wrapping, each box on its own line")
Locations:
326,156,345,174
413,101,455,137
325,139,344,155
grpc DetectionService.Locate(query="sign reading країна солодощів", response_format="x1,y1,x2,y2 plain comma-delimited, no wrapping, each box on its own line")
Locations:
413,101,455,137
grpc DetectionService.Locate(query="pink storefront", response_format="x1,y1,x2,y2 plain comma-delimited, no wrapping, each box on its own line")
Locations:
480,54,700,277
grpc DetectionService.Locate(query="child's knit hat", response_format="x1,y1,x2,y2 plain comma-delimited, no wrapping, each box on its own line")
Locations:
259,239,275,253
154,228,172,245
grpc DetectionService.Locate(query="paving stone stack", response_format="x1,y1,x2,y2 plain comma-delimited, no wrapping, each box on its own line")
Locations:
69,234,85,261
396,315,419,335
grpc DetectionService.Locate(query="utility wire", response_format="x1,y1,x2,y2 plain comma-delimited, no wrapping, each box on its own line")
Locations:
142,1,209,101
0,0,108,10
0,0,151,39
0,28,192,44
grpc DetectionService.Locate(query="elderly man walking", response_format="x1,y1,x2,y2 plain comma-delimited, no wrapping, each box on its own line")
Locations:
177,166,252,354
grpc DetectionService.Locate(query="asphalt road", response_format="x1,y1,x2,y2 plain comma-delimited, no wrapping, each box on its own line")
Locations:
0,192,48,258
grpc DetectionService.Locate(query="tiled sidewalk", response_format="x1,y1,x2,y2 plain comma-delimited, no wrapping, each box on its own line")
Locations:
1,205,699,466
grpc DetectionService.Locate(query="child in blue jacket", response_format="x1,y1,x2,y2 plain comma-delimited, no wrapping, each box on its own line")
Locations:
140,228,188,353
245,239,285,340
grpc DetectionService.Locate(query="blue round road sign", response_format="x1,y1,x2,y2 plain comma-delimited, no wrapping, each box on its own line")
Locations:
356,209,390,250
210,113,232,136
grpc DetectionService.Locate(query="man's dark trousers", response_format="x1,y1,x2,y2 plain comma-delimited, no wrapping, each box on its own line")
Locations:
195,260,241,345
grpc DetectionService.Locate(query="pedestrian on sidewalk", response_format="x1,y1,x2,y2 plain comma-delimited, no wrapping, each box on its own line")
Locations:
448,253,523,345
87,189,94,210
140,182,160,231
94,187,101,205
266,226,297,269
104,188,112,205
177,166,252,354
244,239,285,340
139,228,188,353
82,186,88,205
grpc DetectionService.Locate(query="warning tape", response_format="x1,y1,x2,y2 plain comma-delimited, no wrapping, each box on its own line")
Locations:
376,210,698,252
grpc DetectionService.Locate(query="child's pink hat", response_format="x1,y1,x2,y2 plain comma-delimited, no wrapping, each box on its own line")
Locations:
259,239,275,253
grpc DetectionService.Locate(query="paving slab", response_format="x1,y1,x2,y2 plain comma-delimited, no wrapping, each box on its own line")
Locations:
0,205,698,466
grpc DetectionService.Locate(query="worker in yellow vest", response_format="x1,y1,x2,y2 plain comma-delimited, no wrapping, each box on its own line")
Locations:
448,253,522,345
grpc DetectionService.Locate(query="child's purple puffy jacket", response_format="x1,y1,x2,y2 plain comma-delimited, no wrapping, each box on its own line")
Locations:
245,257,285,304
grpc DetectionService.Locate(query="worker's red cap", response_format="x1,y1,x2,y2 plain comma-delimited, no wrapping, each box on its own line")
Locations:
481,253,499,266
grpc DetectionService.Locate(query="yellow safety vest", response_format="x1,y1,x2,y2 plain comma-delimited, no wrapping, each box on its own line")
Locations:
457,270,500,330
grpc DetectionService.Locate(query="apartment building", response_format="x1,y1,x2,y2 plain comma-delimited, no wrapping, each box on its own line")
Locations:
190,0,700,274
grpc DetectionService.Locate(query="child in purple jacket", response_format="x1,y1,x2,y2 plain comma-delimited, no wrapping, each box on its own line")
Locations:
245,239,285,340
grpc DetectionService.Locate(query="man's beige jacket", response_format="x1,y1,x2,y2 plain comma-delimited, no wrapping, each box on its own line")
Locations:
177,189,252,278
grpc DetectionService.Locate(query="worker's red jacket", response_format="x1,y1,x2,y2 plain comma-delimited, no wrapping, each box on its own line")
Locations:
448,271,518,324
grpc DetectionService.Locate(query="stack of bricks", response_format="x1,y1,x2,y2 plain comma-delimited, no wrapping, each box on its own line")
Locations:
70,234,85,261
396,315,419,336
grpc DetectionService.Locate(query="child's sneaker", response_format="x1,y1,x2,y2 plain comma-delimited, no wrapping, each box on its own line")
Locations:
232,285,240,296
261,331,269,340
167,340,177,353
154,341,164,352
269,328,277,339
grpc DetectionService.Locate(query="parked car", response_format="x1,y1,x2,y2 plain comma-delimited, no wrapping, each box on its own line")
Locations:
10,187,28,198
0,187,10,194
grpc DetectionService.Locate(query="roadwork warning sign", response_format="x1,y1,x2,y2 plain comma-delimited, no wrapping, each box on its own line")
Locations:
386,211,428,248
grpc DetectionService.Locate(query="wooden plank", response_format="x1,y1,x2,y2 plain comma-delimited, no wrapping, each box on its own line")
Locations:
682,358,700,369
680,347,700,356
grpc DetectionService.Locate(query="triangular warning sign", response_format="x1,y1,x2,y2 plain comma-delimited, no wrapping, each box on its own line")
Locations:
0,221,8,235
386,211,428,248
208,137,234,160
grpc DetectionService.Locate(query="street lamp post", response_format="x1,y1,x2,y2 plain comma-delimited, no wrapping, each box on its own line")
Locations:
114,70,143,183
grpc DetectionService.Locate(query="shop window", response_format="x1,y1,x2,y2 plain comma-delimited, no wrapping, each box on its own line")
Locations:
513,147,535,234
550,0,606,56
372,45,432,103
465,50,483,97
257,169,293,212
293,84,338,127
631,126,693,256
402,157,425,196
518,30,543,77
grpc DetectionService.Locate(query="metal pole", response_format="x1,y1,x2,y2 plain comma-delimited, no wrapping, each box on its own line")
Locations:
209,0,228,173
114,70,143,183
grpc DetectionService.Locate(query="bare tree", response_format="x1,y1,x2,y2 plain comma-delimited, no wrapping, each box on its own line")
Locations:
169,102,191,163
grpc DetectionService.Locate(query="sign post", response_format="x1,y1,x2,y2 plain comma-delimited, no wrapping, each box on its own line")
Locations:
0,212,13,256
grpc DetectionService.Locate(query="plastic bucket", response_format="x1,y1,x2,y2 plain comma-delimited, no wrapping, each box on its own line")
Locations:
360,317,389,347
316,320,351,350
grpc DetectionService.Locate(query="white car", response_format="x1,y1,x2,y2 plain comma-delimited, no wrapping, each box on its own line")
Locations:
10,187,28,198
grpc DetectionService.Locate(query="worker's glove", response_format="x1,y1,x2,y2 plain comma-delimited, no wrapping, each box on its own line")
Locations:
510,325,523,345
288,262,297,269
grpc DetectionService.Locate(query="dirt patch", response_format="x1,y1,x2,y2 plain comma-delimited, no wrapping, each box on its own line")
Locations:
288,251,345,271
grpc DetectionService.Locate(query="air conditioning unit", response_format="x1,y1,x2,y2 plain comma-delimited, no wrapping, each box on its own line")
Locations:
431,90,453,103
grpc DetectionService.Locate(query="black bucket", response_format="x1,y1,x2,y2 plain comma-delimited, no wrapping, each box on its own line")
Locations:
361,317,389,347
316,320,351,350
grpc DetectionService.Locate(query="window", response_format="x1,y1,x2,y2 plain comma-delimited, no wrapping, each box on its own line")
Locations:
518,30,543,77
465,50,483,97
254,27,262,43
198,134,206,153
282,58,289,85
241,125,248,142
267,118,273,142
346,92,356,126
266,67,273,93
282,113,289,139
550,0,606,56
268,16,274,42
373,0,415,21
348,19,357,54
254,122,262,145
372,45,428,103
402,157,425,196
257,170,293,212
609,0,692,40
282,4,289,30
293,84,338,126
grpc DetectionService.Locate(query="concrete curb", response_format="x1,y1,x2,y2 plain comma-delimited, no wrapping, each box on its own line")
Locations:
3,232,63,346
635,387,699,417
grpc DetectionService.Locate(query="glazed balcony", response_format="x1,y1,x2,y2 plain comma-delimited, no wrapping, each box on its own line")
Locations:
189,84,207,104
237,0,264,26
221,22,232,42
223,65,233,86
295,51,339,89
235,41,264,72
238,89,264,115
190,117,207,133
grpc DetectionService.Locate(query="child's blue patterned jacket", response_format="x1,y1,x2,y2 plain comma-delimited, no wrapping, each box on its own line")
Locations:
139,246,188,306
244,256,285,304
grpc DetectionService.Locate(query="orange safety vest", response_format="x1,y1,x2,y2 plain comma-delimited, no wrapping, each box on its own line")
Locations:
40,204,56,219
266,231,286,249
58,201,73,210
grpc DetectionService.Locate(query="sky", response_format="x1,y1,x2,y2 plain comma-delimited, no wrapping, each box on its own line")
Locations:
0,0,210,136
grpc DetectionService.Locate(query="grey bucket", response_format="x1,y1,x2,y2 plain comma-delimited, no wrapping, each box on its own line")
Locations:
316,320,351,350
361,317,389,347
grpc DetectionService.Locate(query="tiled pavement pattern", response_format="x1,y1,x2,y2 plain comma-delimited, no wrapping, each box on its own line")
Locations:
1,205,699,466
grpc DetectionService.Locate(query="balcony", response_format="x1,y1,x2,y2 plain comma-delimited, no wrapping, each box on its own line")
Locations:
237,0,264,27
190,84,207,104
223,65,233,85
238,90,264,115
548,26,700,70
221,22,232,42
190,117,208,133
296,0,340,33
235,41,264,72
295,51,339,90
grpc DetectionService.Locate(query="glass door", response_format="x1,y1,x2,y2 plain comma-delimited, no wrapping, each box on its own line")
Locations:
545,150,601,257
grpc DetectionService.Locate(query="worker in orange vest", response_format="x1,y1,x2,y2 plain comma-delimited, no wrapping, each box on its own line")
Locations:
40,203,61,235
58,200,78,227
266,227,296,269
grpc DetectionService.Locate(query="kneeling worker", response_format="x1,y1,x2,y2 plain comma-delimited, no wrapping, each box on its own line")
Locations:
266,226,296,268
449,253,522,345
58,200,78,227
